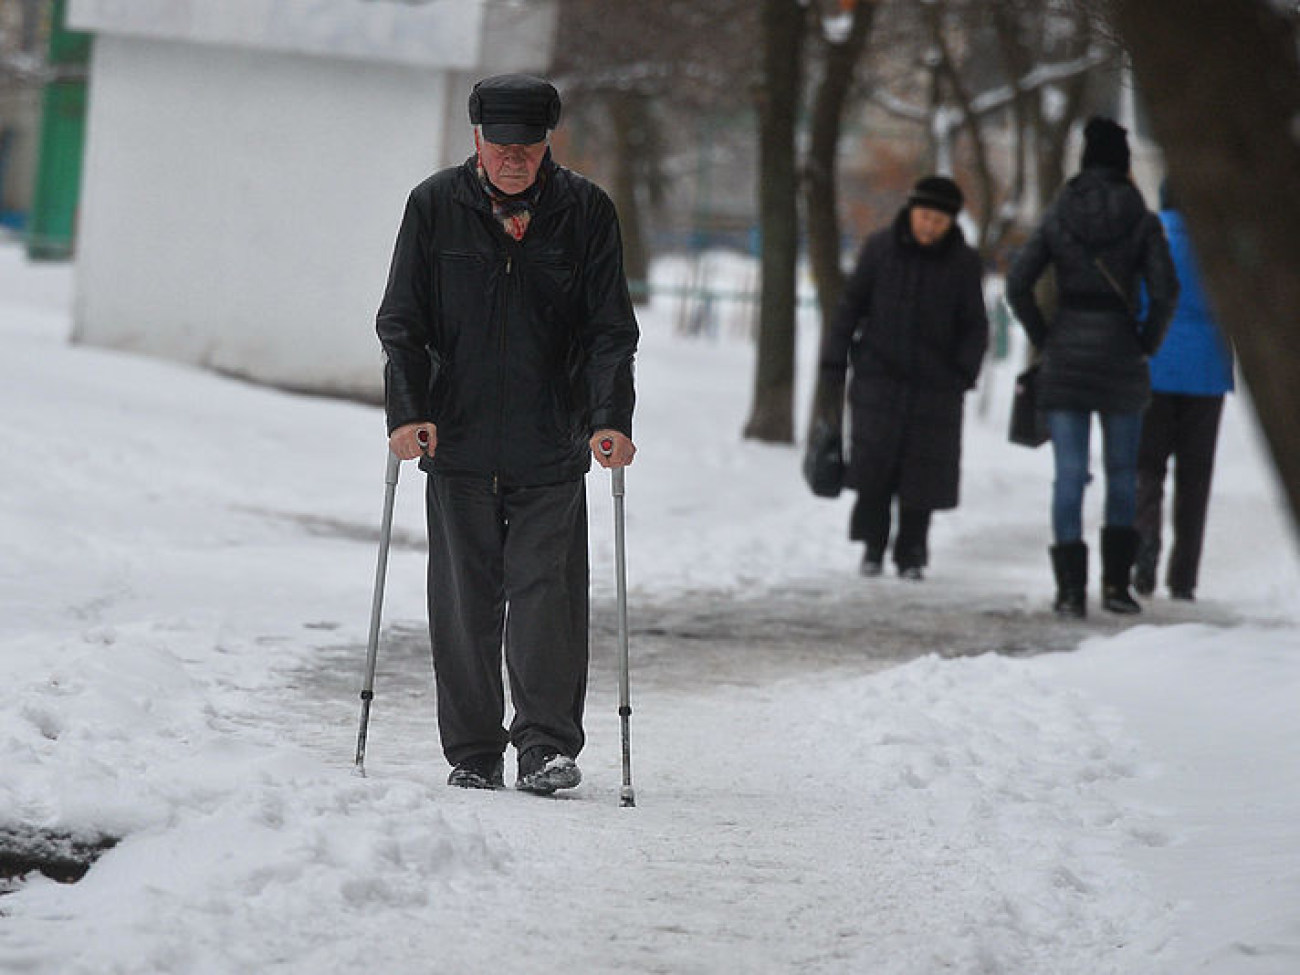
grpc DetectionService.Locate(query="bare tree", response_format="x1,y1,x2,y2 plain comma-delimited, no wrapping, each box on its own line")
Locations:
1106,0,1300,532
1,0,48,83
800,0,1113,442
553,1,816,444
550,0,756,301
865,0,1115,253
743,0,809,443
803,0,878,432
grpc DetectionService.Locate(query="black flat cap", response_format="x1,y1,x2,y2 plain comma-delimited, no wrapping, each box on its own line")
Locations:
468,74,561,145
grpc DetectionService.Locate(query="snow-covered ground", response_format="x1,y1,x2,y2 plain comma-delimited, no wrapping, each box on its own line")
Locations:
1,243,1298,974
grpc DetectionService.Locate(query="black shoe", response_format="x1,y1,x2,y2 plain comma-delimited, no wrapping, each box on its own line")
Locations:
1050,541,1088,619
1169,588,1196,602
1101,527,1142,615
898,565,924,581
1054,589,1087,619
1103,584,1142,615
1133,537,1158,596
516,747,582,795
860,547,884,577
448,754,504,790
1132,565,1156,597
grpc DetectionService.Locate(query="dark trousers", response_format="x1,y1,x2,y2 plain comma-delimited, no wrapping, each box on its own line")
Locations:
850,491,932,569
425,475,589,766
1135,392,1225,593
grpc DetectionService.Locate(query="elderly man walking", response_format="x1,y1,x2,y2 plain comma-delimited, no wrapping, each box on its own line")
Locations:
376,75,639,794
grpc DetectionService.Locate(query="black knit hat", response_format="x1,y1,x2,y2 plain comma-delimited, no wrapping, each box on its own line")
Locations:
468,74,561,145
1081,116,1131,172
908,175,964,216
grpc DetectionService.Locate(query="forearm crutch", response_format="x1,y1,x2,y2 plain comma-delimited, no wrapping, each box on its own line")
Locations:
599,437,636,808
354,434,422,775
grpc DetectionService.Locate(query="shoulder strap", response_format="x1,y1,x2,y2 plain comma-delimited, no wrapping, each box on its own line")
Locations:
1091,213,1150,315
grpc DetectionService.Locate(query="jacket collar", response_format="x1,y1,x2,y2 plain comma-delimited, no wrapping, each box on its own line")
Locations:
452,153,575,220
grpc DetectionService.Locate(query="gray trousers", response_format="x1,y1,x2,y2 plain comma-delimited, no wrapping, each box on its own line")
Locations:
425,474,589,766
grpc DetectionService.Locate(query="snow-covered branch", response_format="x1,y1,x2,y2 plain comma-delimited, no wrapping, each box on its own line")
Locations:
866,85,929,122
869,45,1116,126
0,51,47,85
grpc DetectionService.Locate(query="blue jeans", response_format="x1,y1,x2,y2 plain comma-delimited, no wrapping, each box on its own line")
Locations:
1047,409,1143,543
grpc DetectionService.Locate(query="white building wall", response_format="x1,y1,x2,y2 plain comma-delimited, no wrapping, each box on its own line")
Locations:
72,35,455,397
66,0,488,70
66,0,556,399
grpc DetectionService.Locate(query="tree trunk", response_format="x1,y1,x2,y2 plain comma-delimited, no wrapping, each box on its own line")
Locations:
988,5,1030,251
1036,70,1088,213
21,0,41,51
607,89,652,305
803,0,875,434
744,0,807,443
922,2,995,250
1110,0,1300,533
1035,10,1094,214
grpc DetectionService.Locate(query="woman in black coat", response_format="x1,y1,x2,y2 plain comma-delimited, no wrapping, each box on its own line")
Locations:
820,176,989,579
1005,117,1178,618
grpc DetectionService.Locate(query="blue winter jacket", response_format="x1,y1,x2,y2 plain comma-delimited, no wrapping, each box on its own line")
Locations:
1149,210,1234,396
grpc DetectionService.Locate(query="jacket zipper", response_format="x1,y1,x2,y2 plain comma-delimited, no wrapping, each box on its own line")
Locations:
494,254,513,495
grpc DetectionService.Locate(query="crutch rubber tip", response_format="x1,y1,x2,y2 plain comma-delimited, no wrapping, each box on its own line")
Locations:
620,788,636,807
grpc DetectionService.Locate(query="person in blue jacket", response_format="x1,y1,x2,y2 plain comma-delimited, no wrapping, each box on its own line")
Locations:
1133,180,1234,601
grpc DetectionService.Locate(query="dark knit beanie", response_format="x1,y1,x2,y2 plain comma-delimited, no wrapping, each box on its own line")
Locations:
907,175,964,216
1081,116,1131,172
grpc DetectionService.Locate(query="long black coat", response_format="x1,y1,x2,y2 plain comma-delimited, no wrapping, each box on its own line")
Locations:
376,155,639,488
820,209,989,511
1005,167,1178,414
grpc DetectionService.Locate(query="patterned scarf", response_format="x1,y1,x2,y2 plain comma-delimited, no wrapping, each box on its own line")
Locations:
476,153,549,241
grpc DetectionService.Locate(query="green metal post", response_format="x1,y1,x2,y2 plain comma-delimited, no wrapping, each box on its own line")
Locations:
27,0,92,261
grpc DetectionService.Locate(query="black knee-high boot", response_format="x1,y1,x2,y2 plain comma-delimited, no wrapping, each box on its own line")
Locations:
1050,541,1088,618
1101,525,1142,614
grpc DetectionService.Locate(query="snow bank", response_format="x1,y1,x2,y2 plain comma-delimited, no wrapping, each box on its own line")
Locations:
1,243,1298,973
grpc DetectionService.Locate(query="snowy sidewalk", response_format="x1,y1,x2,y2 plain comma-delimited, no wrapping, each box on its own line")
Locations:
2,245,1298,974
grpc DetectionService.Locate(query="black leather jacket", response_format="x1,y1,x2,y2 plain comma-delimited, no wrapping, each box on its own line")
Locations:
1006,167,1178,413
376,156,638,487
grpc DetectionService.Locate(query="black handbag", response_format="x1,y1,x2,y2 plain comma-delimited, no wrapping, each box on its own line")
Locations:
803,417,845,498
1008,364,1049,448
